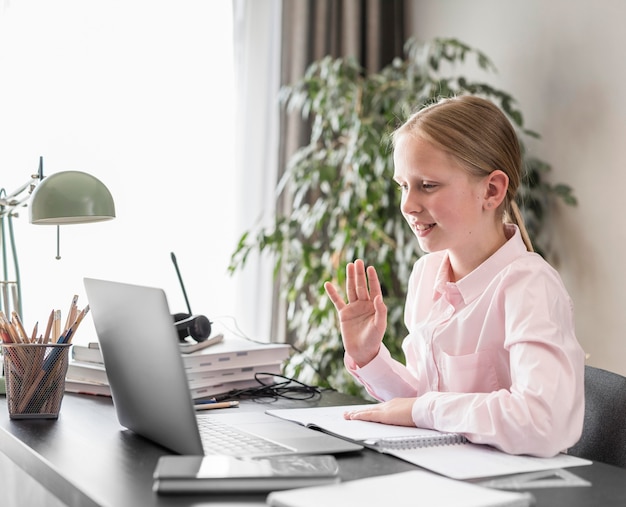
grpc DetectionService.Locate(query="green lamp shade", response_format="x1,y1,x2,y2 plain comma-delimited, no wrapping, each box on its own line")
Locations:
29,171,116,225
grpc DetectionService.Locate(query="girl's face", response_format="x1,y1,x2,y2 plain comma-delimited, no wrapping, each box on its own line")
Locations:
393,134,492,258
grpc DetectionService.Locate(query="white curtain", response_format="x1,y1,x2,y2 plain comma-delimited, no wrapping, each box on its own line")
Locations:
231,0,283,343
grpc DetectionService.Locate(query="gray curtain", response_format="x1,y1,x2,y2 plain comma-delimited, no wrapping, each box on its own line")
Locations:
271,0,411,342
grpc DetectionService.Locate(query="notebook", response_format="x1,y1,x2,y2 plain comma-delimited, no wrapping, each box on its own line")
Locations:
267,404,468,451
83,277,363,457
267,405,592,479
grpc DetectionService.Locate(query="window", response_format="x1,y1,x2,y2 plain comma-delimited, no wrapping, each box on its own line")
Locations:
0,1,239,340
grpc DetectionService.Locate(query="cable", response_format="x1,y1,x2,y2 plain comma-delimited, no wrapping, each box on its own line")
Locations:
213,373,328,403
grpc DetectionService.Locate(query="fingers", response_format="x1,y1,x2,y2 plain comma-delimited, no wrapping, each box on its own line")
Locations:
324,281,345,311
354,259,370,300
343,399,415,427
346,259,381,302
366,265,383,301
373,294,388,327
326,259,384,308
345,262,357,302
343,405,381,422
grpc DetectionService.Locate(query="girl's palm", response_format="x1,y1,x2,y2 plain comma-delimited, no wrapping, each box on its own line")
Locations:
324,260,387,366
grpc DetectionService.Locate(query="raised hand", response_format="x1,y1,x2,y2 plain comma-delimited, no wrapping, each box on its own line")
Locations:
324,259,387,367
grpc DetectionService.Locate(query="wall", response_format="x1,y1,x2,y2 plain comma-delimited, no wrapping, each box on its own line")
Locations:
409,0,626,374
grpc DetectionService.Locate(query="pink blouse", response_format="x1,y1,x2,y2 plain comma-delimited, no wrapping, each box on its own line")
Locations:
346,225,585,457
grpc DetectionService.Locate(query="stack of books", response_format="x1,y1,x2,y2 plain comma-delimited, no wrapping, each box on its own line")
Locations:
65,335,292,399
65,345,111,396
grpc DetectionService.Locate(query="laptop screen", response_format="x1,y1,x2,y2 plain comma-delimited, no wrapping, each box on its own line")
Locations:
84,277,204,454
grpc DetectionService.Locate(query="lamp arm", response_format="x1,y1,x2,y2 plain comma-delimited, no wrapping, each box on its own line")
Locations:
0,171,39,319
0,175,40,219
1,215,23,317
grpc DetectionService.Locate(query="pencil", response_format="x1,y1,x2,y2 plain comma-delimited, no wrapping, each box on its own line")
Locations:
0,327,12,344
194,400,239,411
53,310,62,343
60,304,90,344
11,312,28,343
43,309,55,344
1,312,19,343
64,295,79,334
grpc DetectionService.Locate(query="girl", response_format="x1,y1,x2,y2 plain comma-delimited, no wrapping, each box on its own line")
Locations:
324,95,585,457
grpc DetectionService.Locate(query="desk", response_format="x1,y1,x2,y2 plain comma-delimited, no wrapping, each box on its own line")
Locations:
1,392,626,506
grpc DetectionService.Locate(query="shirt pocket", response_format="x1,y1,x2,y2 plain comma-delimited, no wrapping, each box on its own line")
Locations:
438,348,500,393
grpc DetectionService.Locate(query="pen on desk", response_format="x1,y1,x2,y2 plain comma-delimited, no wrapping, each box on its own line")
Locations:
195,398,219,404
194,400,239,411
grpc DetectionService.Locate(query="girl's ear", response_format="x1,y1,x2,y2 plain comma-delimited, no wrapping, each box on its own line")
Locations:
484,170,509,209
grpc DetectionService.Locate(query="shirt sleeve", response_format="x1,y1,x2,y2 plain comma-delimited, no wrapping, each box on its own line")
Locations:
344,345,420,400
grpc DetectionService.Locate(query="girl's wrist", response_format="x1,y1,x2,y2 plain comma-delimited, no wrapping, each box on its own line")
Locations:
354,346,380,368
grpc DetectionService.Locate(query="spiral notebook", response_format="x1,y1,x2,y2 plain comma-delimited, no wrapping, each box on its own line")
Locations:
266,404,467,452
266,404,592,479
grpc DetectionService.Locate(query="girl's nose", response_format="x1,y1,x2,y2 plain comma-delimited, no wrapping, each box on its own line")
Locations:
400,188,422,215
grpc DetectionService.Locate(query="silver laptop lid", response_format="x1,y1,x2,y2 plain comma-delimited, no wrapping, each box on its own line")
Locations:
84,277,204,455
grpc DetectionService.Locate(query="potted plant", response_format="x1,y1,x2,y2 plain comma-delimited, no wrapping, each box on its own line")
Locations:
229,37,576,398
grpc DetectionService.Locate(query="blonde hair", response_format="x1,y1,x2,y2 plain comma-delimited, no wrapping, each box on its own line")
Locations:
393,95,533,252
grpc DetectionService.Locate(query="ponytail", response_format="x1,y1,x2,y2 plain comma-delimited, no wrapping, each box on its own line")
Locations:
506,200,534,252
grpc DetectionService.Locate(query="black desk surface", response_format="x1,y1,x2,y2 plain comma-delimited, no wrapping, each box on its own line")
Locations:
1,391,626,506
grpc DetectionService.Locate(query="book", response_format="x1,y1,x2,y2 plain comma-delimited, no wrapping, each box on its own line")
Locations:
64,370,270,400
72,333,227,363
267,404,592,480
66,336,289,400
64,379,111,397
66,360,109,385
189,378,265,400
266,470,535,507
72,342,104,364
181,336,291,373
153,454,340,494
186,362,282,388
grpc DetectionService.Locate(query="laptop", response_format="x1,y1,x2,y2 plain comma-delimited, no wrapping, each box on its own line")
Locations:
83,277,362,457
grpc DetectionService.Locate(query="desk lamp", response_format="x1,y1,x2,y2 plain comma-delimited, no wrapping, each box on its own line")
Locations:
0,156,115,319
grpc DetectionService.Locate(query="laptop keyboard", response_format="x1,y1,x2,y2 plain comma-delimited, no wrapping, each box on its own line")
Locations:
197,416,294,456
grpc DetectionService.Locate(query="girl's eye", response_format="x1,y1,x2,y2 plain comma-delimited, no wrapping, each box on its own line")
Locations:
395,181,438,192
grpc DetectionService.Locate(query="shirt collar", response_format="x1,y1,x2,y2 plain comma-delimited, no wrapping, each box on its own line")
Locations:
433,224,528,304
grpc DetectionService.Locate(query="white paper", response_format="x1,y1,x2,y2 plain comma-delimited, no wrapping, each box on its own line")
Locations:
267,471,535,507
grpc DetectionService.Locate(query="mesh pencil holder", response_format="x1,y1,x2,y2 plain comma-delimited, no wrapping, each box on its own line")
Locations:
2,343,72,419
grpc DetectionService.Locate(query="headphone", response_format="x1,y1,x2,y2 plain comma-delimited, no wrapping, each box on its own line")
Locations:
170,252,212,343
172,312,212,342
